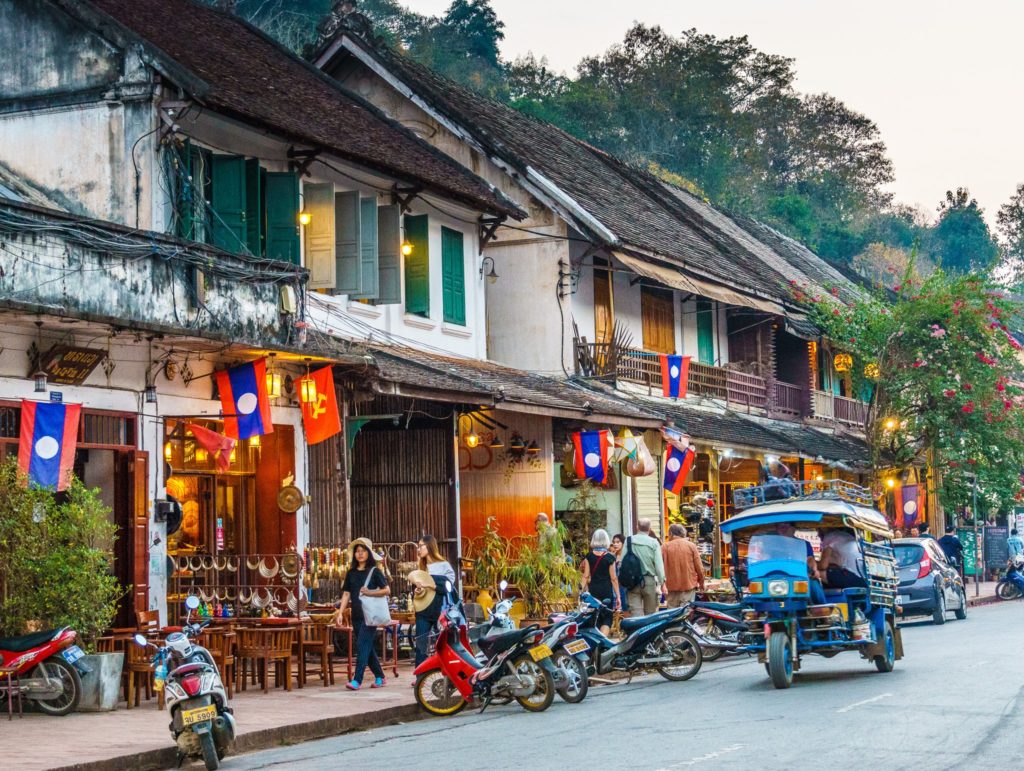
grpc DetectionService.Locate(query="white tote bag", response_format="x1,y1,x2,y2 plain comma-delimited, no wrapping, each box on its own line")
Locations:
360,567,392,626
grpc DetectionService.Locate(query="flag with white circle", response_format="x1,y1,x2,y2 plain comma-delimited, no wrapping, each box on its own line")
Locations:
571,429,613,485
663,444,696,495
215,358,274,440
18,400,81,490
659,354,691,399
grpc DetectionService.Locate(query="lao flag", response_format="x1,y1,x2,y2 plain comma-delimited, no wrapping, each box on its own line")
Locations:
895,484,922,529
215,359,274,440
572,429,613,484
664,445,695,495
18,400,81,491
297,365,341,445
660,355,690,399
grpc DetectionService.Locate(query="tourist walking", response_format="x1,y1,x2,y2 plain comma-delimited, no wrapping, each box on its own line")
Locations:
624,519,666,616
580,528,621,634
411,535,456,669
336,538,390,691
662,523,704,607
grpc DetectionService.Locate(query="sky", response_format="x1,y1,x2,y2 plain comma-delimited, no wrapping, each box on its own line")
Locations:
413,0,1024,226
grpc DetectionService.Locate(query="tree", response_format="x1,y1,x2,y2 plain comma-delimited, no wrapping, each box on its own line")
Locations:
997,183,1024,282
926,188,1001,274
798,269,1024,513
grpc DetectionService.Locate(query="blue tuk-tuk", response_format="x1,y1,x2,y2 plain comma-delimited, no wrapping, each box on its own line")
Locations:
723,480,903,689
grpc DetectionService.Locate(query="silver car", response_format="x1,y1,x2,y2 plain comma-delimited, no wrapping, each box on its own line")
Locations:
894,537,967,624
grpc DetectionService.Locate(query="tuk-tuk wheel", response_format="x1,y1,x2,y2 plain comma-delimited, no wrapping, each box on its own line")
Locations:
874,620,895,673
767,631,793,689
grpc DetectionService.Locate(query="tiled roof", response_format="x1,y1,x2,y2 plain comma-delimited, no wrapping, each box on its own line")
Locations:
363,344,663,425
323,29,860,311
75,0,522,218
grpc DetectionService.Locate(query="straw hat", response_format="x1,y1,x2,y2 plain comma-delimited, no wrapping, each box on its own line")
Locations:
407,569,437,613
347,537,384,564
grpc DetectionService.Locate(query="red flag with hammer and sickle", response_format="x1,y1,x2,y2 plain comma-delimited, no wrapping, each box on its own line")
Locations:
298,365,341,445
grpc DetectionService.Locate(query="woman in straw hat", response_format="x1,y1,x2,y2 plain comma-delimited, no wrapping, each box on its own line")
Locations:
410,535,456,672
337,538,390,690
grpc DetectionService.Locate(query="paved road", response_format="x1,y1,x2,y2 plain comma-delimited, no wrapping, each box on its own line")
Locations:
230,602,1022,770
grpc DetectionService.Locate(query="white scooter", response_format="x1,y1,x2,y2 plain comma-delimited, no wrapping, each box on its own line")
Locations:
133,596,236,770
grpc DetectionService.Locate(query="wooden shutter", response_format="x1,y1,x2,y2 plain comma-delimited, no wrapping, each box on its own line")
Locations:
334,191,361,293
376,204,402,305
593,265,614,345
641,286,675,353
404,214,430,316
696,299,715,365
264,172,300,264
244,158,262,255
353,197,380,299
211,155,247,253
634,464,663,539
304,183,336,289
441,226,466,325
133,451,149,618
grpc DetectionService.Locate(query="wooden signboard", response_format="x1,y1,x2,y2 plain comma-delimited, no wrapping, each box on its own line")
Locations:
39,346,106,385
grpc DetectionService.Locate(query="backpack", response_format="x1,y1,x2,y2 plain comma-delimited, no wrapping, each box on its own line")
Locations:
618,536,645,590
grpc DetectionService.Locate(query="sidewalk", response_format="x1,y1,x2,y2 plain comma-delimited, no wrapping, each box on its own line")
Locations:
21,663,419,771
965,580,999,607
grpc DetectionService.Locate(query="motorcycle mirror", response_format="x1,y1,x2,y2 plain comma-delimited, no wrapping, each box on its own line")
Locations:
133,633,148,648
499,579,508,592
184,595,200,610
444,581,452,593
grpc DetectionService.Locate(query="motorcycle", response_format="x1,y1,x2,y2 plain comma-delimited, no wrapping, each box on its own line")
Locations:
133,597,236,770
685,600,748,661
0,627,87,715
574,593,703,682
414,584,557,716
996,554,1024,600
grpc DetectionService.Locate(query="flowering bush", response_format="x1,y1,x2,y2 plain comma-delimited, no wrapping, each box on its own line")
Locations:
798,269,1024,511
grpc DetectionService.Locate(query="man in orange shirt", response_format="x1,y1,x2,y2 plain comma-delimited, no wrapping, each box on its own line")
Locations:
662,523,705,607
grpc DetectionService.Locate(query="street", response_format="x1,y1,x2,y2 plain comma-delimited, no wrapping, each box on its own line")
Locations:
230,602,1022,771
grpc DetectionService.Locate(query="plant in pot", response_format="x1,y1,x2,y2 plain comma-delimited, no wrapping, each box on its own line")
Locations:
508,520,580,623
0,459,125,711
466,516,507,614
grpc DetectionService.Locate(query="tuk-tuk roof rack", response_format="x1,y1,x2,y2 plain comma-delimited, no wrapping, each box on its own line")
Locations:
733,479,874,512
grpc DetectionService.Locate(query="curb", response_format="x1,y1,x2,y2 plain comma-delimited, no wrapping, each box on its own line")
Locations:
966,594,1000,608
50,702,426,771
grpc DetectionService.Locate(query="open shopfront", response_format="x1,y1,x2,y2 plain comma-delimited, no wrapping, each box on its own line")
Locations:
163,417,301,623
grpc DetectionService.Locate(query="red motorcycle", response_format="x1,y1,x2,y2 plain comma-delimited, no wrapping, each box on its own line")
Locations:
413,591,555,716
0,627,85,715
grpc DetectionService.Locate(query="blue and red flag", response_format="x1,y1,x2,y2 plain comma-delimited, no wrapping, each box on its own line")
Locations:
663,444,696,495
659,355,691,399
18,400,81,491
572,429,613,485
215,359,274,440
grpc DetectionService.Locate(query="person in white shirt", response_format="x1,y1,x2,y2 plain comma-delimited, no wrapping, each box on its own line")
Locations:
818,528,865,589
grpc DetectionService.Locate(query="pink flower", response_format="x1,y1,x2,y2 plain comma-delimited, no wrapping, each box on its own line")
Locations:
930,325,946,338
996,382,1006,392
893,285,902,292
963,383,973,391
962,402,975,414
832,309,841,316
912,360,926,368
943,389,956,397
1005,400,1014,411
831,287,840,297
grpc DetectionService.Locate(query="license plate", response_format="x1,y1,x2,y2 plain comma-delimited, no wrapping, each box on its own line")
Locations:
181,705,217,726
61,645,84,664
528,644,553,662
563,639,590,655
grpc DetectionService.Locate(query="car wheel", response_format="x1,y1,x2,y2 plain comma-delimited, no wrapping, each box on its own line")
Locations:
954,587,967,620
932,586,947,625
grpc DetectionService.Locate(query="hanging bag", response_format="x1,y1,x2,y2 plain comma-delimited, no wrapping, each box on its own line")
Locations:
360,567,392,626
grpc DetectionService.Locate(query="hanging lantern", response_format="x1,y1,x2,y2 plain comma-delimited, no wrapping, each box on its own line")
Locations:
265,371,282,399
834,353,853,372
464,430,480,449
299,377,317,404
864,362,880,380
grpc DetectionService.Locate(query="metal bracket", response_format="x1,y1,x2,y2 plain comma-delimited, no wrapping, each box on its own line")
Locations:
157,100,193,140
390,184,423,213
287,147,320,177
478,215,505,249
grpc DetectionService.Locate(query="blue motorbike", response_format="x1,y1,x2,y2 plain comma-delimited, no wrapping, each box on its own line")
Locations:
996,556,1024,600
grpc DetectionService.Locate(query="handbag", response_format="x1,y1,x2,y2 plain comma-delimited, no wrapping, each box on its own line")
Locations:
360,567,392,626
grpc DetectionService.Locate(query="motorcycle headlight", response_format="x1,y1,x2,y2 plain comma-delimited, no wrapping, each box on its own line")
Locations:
768,580,789,597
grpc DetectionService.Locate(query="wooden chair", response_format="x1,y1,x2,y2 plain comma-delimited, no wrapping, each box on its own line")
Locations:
236,628,295,693
123,642,156,709
300,621,335,687
201,630,236,698
136,610,160,637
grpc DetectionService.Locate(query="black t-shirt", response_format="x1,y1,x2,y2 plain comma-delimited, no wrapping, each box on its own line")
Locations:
584,550,615,601
343,565,388,626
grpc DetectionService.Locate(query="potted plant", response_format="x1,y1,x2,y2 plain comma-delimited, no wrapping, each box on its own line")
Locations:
0,460,124,710
466,517,507,614
508,521,580,624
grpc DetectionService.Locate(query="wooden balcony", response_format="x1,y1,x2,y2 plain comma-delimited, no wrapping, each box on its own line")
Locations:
811,389,868,430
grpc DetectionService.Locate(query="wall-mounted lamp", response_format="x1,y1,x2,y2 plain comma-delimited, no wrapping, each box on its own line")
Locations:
401,241,414,257
33,371,47,393
885,478,896,489
144,384,158,404
464,429,480,448
721,447,733,458
164,441,173,461
489,435,505,449
479,255,499,284
526,440,540,455
298,210,312,226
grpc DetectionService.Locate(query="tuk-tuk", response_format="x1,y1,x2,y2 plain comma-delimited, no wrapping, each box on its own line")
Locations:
722,479,903,689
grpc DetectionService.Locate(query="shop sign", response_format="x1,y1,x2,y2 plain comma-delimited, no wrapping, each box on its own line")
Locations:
39,346,106,385
49,391,63,403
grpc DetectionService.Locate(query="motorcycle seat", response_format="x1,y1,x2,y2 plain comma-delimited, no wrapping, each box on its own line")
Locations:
692,601,744,613
479,626,537,656
0,629,58,652
619,608,680,633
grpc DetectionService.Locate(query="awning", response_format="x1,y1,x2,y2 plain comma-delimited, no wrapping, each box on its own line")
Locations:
612,251,785,316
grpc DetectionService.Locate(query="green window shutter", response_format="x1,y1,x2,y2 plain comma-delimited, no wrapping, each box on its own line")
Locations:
441,226,465,325
303,183,336,289
211,155,247,253
264,172,300,264
244,158,262,255
404,214,430,316
334,191,361,293
375,204,402,305
696,299,714,365
352,197,379,299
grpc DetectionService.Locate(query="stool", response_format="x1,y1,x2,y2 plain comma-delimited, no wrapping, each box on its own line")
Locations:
0,667,23,720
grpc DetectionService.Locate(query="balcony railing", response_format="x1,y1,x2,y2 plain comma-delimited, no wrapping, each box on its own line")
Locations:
812,389,868,429
773,381,806,419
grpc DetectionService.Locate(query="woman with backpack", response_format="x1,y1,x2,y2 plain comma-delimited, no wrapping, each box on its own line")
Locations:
580,528,620,634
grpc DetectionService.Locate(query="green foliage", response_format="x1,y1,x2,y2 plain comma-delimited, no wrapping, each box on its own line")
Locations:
466,516,507,592
798,270,1024,513
507,520,580,617
559,479,606,561
926,188,1001,274
0,459,123,649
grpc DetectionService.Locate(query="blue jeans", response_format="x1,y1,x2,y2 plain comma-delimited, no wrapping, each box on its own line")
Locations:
810,578,827,605
352,620,384,685
414,614,437,667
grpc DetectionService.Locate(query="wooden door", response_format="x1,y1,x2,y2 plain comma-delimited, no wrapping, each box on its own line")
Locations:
593,265,614,345
132,452,150,620
641,286,675,354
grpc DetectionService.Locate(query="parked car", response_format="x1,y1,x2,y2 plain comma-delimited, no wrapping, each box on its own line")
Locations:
893,537,967,624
